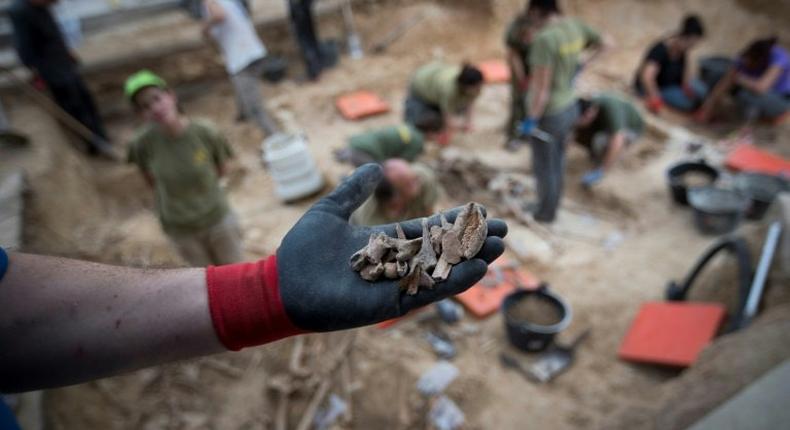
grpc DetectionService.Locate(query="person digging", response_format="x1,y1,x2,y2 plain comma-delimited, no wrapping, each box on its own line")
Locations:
574,93,644,187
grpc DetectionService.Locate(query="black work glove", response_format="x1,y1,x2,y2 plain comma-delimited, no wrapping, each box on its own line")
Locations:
277,163,507,332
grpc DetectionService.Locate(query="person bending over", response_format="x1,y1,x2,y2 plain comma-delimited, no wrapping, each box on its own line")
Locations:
575,93,644,187
404,61,484,140
698,37,790,123
350,159,439,226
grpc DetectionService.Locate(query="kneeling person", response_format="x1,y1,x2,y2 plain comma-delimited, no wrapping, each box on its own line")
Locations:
350,159,439,226
337,111,443,166
575,93,644,186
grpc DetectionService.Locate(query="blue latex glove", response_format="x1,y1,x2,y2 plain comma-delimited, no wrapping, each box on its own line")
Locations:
581,168,605,187
517,117,537,137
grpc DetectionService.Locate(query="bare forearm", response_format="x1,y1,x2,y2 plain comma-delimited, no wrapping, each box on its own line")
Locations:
0,253,223,392
528,67,551,119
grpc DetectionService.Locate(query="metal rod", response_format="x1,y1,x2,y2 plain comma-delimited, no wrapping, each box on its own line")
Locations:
743,221,783,323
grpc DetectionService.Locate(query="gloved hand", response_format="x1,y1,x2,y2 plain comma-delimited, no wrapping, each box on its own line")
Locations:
278,164,506,332
517,117,537,137
646,96,663,114
580,168,605,187
207,164,507,350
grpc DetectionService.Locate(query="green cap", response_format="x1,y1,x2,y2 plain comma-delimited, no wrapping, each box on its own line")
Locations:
124,70,167,102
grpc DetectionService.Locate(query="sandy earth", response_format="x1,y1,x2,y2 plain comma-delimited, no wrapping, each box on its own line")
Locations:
2,0,790,429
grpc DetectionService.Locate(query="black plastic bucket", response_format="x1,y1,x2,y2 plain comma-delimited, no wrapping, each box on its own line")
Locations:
667,161,720,205
688,186,750,235
734,172,786,220
502,285,572,353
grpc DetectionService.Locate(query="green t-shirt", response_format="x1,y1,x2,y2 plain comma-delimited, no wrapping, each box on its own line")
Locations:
528,18,601,115
410,62,474,115
576,94,644,147
348,124,425,162
505,16,530,77
128,119,233,234
350,163,440,226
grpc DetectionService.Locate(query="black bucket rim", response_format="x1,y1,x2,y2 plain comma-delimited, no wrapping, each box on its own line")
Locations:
502,288,572,334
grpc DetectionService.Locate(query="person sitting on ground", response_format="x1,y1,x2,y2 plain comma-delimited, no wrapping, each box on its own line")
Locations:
0,164,508,398
634,14,707,114
404,61,485,139
697,37,790,124
574,93,644,187
516,0,605,223
334,110,443,166
350,159,440,226
202,0,281,136
125,70,244,267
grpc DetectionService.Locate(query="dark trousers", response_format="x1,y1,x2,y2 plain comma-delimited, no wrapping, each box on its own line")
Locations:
403,90,444,129
47,75,108,151
530,103,580,222
288,0,322,79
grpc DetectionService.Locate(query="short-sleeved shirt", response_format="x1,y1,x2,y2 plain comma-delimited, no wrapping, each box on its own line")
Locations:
505,16,531,77
350,163,439,226
528,18,601,115
128,119,233,234
737,45,790,96
349,124,425,162
634,41,685,91
206,0,266,74
410,62,475,115
576,94,644,147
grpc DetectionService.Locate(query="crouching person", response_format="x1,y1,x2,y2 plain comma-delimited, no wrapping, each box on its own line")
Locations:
574,93,644,187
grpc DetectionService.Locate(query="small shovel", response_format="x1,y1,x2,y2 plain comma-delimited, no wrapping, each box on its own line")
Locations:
528,329,590,383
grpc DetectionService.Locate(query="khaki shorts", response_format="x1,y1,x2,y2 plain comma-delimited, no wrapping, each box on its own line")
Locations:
168,211,245,267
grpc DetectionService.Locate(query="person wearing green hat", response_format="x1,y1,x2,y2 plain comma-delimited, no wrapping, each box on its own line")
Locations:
125,70,244,267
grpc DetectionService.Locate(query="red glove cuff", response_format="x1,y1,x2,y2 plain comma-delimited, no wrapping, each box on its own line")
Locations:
206,255,305,351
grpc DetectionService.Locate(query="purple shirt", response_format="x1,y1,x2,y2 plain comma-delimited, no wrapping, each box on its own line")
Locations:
738,45,790,95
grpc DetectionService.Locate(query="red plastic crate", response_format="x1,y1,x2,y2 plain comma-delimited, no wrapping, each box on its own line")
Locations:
619,301,726,367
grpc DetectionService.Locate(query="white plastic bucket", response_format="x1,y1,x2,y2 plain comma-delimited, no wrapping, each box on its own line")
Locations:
262,133,325,202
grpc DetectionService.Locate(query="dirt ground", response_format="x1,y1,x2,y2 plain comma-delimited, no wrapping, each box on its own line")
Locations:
3,0,790,429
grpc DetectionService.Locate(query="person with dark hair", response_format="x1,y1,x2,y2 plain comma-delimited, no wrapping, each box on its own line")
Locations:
125,70,244,267
335,110,443,166
8,0,114,158
635,14,707,113
516,4,605,222
350,159,440,226
404,62,484,138
697,37,789,123
574,93,644,187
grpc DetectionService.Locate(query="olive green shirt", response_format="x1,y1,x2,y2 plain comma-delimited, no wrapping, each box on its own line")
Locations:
576,94,644,147
528,18,601,115
348,124,425,162
410,62,475,115
350,163,440,226
128,119,233,234
505,16,531,77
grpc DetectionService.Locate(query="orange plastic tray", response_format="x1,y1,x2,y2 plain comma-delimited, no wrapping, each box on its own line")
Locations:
725,143,790,176
619,301,726,367
477,59,511,84
456,257,540,319
335,90,391,120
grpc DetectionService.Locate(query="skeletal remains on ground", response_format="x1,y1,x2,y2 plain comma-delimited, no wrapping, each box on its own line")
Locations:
350,202,487,295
